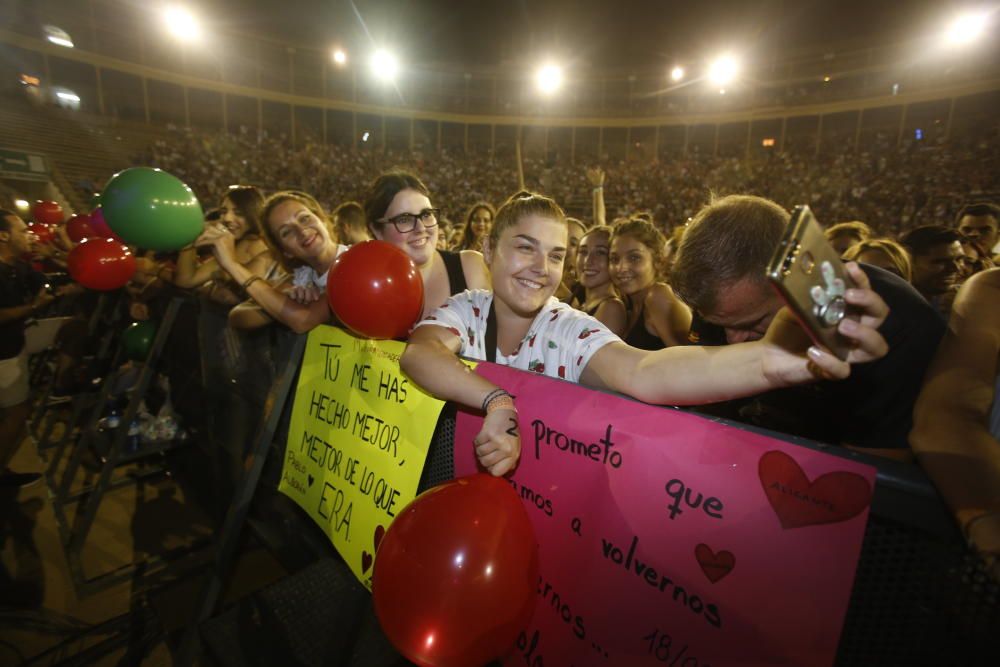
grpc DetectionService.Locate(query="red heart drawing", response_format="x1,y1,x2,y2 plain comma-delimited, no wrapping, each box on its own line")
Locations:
374,525,385,553
694,544,735,583
758,450,873,529
361,551,373,574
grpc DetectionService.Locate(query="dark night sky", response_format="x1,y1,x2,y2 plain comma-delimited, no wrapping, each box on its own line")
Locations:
204,0,956,68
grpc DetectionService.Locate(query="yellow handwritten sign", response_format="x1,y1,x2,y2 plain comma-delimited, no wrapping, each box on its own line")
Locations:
278,326,448,588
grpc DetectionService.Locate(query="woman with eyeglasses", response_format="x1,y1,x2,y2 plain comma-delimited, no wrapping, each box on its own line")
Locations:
363,171,490,317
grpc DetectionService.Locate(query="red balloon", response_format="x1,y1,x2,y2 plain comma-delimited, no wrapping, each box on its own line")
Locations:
88,207,123,242
33,200,64,226
373,474,539,667
326,240,424,339
26,223,54,244
66,214,96,242
67,238,136,290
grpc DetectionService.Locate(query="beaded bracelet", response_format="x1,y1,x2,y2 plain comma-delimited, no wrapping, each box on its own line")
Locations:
486,394,516,414
481,388,511,413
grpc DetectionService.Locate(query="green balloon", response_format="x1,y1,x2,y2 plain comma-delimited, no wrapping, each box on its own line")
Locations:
101,167,203,251
122,321,157,361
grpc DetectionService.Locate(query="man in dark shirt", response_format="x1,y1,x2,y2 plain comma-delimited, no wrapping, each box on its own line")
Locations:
0,210,53,488
671,195,945,459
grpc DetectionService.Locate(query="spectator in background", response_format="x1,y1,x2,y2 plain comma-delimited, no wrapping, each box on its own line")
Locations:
331,201,370,246
842,238,913,282
911,268,1000,580
826,220,873,256
175,186,274,306
671,195,944,457
900,225,964,315
955,202,999,258
959,237,995,280
611,218,692,349
0,210,76,488
555,217,587,300
570,225,627,336
457,202,495,253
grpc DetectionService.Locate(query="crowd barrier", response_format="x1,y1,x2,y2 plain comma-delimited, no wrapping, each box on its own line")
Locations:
39,292,995,666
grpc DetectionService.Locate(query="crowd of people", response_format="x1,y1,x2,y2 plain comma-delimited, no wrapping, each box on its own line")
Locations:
3,126,999,577
136,122,1000,242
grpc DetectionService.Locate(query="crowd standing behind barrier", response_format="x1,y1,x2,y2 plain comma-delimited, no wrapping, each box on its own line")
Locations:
3,120,1000,662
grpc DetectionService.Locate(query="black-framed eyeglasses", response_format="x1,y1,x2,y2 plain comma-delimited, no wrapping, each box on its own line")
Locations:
378,208,440,233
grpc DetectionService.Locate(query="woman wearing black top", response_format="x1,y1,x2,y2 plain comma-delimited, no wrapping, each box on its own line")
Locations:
570,225,627,336
364,171,490,315
610,218,691,350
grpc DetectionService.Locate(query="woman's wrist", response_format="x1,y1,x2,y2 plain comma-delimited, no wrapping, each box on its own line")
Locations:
482,388,515,414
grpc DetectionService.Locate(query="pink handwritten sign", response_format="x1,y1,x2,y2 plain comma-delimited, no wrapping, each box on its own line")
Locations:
454,363,876,667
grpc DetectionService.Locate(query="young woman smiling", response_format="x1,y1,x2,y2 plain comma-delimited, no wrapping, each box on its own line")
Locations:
570,225,627,336
610,218,692,350
197,191,344,333
401,191,891,477
363,171,490,317
457,202,495,253
175,185,273,305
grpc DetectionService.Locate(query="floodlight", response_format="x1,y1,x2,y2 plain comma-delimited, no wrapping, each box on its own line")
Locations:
708,54,739,86
370,49,399,83
43,25,74,48
163,5,202,42
944,10,991,46
333,49,347,65
15,199,29,211
670,66,685,82
535,64,563,95
56,91,80,103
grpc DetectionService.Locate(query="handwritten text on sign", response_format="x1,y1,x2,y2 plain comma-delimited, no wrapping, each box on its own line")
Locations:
455,364,876,667
279,326,447,588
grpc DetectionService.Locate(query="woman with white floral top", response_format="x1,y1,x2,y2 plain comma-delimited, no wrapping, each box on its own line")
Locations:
401,191,892,478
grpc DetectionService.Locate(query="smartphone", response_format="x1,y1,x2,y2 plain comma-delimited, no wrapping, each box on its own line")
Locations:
765,205,858,360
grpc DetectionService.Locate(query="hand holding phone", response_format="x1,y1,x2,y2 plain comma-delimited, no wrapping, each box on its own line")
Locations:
766,205,860,360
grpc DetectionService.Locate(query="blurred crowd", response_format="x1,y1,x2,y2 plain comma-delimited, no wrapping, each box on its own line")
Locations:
137,122,1000,242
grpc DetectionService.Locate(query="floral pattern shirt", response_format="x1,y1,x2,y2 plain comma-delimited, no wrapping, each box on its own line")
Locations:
415,289,621,383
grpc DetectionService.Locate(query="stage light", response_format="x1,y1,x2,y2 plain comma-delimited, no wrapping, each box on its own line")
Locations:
163,5,202,42
15,199,30,211
823,75,831,82
708,54,739,86
535,64,563,95
370,49,399,83
944,10,991,46
56,91,80,102
332,49,347,65
43,25,74,48
362,131,370,142
670,66,685,82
